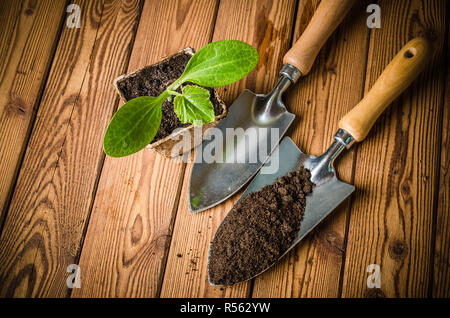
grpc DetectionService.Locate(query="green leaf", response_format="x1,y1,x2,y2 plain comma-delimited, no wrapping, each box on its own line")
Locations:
173,85,215,125
178,40,259,87
103,95,165,157
104,40,258,159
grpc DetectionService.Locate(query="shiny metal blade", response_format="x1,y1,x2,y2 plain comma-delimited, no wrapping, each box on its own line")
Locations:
237,137,355,246
188,85,295,213
208,137,354,285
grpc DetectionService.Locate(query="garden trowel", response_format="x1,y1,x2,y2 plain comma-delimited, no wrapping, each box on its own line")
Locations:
208,38,430,285
189,0,355,213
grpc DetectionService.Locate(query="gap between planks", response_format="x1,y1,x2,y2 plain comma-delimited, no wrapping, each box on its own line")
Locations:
337,11,373,298
0,0,144,297
430,12,450,297
340,0,448,297
72,0,220,298
0,0,69,235
250,0,372,298
160,0,305,298
155,0,222,297
67,0,146,298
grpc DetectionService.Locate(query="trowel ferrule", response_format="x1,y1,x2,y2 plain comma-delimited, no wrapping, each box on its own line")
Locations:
308,129,354,183
334,128,355,149
280,64,301,83
320,129,354,165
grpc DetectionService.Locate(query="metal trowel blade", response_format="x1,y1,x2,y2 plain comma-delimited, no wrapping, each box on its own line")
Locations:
188,89,295,213
208,137,354,285
241,137,355,245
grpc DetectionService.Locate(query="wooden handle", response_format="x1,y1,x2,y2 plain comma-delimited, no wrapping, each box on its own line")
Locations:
283,0,355,75
339,38,430,142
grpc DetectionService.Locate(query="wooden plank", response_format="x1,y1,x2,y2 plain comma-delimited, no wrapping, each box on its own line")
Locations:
341,0,447,298
252,0,372,298
0,0,142,297
160,0,298,298
72,0,219,298
0,0,66,221
432,29,449,297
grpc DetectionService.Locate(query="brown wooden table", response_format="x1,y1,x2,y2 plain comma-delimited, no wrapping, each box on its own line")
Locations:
0,0,448,298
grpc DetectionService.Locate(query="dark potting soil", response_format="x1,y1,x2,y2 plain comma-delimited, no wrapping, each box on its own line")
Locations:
208,167,315,285
115,52,224,143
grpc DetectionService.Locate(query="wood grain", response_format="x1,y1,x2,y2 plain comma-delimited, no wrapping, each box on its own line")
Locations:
0,0,66,221
339,38,430,142
283,0,355,75
162,164,250,298
341,0,447,298
72,0,219,298
0,0,447,299
160,0,298,298
0,0,142,297
251,0,371,298
432,27,449,297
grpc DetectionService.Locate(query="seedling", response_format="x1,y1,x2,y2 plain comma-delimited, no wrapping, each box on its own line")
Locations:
103,40,259,157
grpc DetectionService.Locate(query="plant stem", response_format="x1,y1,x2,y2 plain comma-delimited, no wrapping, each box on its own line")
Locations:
156,90,171,102
167,76,186,91
166,89,182,96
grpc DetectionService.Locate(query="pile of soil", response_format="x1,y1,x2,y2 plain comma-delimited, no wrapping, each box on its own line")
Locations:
115,51,224,143
208,167,314,285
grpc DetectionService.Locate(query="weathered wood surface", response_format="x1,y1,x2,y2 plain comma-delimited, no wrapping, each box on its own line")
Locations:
72,0,219,298
432,29,449,298
0,0,448,298
0,0,66,222
0,0,142,297
252,0,371,298
340,0,447,298
160,0,299,298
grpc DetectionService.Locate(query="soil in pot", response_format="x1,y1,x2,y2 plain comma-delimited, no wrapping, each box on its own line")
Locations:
115,52,224,144
208,167,315,285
